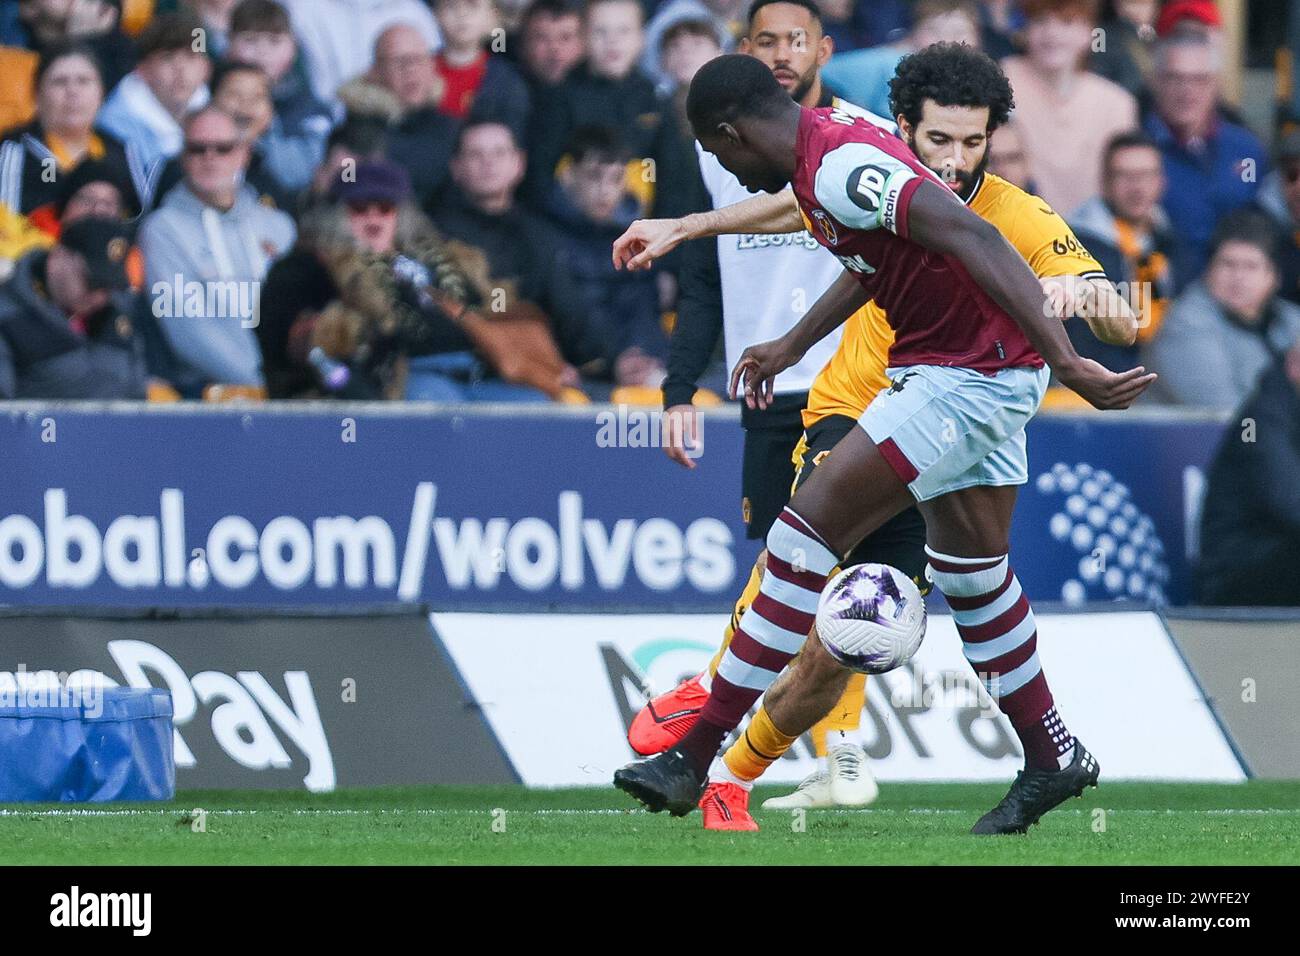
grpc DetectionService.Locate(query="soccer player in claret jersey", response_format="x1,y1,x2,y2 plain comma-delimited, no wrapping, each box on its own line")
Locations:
616,41,1140,831
613,53,1156,833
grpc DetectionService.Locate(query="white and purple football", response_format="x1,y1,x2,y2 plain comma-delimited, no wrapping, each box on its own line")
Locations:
814,563,926,674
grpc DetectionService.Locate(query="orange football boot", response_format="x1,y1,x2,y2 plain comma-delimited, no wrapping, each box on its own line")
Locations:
699,781,758,831
627,674,708,755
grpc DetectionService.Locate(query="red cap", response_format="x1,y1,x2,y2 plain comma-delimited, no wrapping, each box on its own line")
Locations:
1156,0,1222,37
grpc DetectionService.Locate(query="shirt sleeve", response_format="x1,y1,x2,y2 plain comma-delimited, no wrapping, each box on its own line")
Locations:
1007,194,1107,279
812,140,921,235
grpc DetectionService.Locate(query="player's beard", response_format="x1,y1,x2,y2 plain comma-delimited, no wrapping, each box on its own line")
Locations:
908,135,990,201
786,63,820,105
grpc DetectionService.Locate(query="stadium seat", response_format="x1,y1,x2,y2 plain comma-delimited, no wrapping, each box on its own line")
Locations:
146,380,182,403
203,384,269,403
557,386,592,404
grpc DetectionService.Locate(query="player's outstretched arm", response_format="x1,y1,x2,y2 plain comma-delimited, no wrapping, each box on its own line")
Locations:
612,189,803,271
906,181,1155,410
1079,277,1139,346
729,269,870,409
1041,276,1139,346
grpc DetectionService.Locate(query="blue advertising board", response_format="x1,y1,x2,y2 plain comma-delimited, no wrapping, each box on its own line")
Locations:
0,403,1227,609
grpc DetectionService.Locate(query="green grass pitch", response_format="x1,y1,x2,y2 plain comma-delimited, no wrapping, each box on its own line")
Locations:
3,782,1298,865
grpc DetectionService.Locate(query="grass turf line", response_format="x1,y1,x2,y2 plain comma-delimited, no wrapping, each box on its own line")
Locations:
2,782,1297,865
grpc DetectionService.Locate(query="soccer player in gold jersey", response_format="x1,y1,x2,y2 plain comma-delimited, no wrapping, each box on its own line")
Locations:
615,41,1137,829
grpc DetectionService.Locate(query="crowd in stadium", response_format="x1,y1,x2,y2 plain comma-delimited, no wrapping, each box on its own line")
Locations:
0,0,1292,409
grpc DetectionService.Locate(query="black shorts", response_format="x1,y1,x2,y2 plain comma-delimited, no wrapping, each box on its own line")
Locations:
740,394,807,540
793,413,930,591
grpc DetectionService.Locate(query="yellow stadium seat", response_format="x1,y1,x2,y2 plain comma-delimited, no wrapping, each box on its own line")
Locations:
556,386,591,404
609,385,660,406
203,384,268,403
146,380,182,403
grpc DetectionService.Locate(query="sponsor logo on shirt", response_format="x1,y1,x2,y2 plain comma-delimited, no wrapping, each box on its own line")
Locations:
735,231,822,251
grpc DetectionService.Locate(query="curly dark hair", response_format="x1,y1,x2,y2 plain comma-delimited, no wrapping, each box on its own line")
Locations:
888,43,1015,132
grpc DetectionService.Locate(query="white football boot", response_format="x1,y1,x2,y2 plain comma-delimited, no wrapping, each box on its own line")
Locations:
761,770,834,809
827,742,879,806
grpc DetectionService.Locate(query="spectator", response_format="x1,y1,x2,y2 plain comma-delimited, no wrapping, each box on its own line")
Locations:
29,158,146,290
527,0,695,219
976,0,1023,60
1069,130,1187,368
641,1,731,94
431,0,530,136
818,0,910,53
138,107,296,392
544,127,668,388
1143,31,1268,276
432,120,607,386
495,0,532,33
259,161,525,400
1252,130,1300,307
1001,0,1139,216
822,0,981,119
987,119,1034,192
279,0,442,104
656,17,725,95
301,115,389,213
227,0,334,193
1155,0,1223,42
23,154,133,235
1197,341,1300,606
1090,0,1160,99
151,61,295,210
0,216,146,398
1144,211,1300,413
189,0,240,57
1,42,145,220
97,13,213,177
515,0,586,92
15,0,136,90
355,23,461,208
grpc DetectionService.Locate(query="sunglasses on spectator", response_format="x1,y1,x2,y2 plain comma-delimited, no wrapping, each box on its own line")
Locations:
184,140,240,157
345,200,398,215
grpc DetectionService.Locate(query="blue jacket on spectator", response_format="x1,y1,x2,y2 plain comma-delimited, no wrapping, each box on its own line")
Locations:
1198,357,1300,605
1143,112,1269,276
544,184,668,368
262,68,335,193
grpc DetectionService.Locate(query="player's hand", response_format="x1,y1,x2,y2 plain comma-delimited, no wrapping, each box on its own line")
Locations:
612,218,690,271
730,338,800,410
1055,359,1157,410
662,404,702,469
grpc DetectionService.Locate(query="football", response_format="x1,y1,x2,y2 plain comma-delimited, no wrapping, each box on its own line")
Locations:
814,563,927,674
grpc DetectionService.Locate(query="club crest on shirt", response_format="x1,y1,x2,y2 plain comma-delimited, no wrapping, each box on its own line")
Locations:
809,208,838,245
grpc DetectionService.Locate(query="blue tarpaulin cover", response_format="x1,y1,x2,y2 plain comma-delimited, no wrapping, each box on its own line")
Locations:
0,687,174,802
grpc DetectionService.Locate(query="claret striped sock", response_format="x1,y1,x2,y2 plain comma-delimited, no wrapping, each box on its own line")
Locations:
673,507,840,776
926,546,1076,771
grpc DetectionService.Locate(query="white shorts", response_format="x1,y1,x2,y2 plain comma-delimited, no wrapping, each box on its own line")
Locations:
858,364,1051,502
